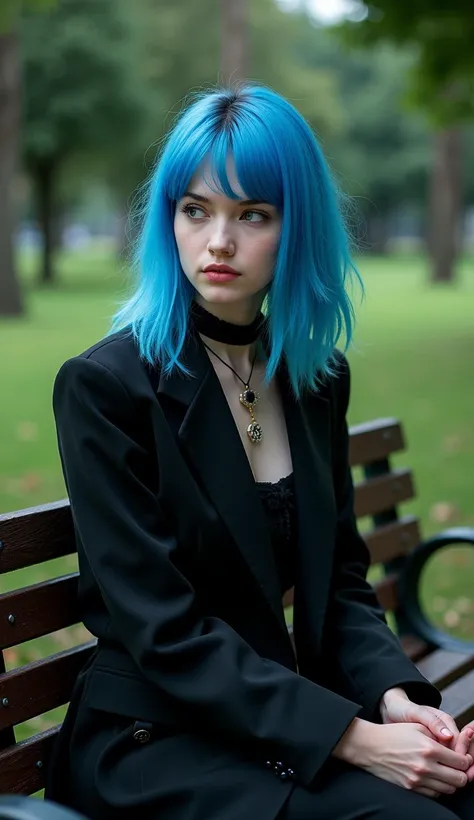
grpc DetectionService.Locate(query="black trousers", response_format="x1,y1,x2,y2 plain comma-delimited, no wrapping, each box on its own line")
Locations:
277,759,474,819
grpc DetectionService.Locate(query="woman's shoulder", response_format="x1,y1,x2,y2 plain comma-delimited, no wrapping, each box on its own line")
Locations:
54,327,160,405
73,327,140,371
311,348,350,400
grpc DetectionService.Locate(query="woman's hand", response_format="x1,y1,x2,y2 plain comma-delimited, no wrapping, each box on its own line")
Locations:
380,687,461,745
333,717,473,799
379,687,474,797
454,722,474,784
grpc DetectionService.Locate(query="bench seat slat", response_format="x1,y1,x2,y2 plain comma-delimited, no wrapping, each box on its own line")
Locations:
0,726,58,795
0,574,79,650
399,635,431,662
417,650,474,690
348,419,404,467
440,668,474,728
0,642,96,731
417,649,474,699
0,501,75,573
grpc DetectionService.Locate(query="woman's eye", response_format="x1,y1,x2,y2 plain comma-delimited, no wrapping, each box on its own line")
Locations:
241,211,268,223
180,204,269,223
183,204,206,219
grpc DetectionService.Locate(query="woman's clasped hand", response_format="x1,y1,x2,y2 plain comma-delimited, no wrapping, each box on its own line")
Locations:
333,688,474,800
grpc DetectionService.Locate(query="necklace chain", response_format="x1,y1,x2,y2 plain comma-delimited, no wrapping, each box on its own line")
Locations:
201,341,258,387
201,340,264,444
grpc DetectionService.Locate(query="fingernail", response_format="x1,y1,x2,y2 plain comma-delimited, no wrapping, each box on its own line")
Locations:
441,728,453,737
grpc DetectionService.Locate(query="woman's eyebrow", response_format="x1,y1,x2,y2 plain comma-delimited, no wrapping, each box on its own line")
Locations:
181,190,269,207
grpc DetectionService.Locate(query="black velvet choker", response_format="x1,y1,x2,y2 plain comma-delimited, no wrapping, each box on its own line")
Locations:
189,299,266,345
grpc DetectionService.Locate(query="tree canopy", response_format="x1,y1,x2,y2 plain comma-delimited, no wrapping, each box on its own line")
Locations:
338,1,474,122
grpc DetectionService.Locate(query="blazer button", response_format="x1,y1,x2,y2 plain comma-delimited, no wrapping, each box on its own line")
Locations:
133,728,151,743
132,721,153,743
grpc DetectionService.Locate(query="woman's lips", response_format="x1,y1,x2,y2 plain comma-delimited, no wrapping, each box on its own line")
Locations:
203,271,240,282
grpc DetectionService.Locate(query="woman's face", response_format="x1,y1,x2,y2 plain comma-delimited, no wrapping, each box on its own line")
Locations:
173,159,281,321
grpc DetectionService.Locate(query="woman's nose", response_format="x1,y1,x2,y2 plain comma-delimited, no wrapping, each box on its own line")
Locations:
207,223,235,256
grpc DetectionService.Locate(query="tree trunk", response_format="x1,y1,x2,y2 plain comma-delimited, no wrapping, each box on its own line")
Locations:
34,160,57,285
0,31,23,316
220,0,247,86
428,128,463,283
365,211,391,255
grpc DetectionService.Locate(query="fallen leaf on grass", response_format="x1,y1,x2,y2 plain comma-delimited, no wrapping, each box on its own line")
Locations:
455,597,473,613
20,472,42,492
444,610,460,627
16,422,38,441
442,434,464,454
2,472,43,496
429,502,460,523
3,648,19,668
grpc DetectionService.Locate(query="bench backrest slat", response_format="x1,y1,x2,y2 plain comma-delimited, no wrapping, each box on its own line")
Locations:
0,575,79,650
0,643,96,731
348,419,404,466
0,727,59,795
364,515,421,564
354,468,414,518
0,501,75,573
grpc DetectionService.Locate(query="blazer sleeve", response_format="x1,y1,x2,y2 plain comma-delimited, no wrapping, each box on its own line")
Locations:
324,353,442,720
53,354,363,788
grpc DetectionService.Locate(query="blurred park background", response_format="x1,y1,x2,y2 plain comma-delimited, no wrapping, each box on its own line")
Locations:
1,0,474,741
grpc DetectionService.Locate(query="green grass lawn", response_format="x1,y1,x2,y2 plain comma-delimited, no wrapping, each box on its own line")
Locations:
1,247,474,744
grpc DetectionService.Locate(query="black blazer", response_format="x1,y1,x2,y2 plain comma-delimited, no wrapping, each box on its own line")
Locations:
45,325,441,820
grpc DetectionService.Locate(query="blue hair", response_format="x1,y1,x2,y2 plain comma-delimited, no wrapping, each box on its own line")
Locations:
109,83,363,400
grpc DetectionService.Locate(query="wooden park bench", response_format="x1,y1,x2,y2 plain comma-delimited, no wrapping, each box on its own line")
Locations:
1,417,474,799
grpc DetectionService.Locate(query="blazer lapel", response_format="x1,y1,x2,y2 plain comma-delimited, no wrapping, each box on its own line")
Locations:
154,327,291,648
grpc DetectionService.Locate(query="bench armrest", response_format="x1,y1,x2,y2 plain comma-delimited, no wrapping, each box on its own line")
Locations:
0,797,87,820
398,527,474,653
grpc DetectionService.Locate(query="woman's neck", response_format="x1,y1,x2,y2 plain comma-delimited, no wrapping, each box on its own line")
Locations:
190,298,267,372
198,333,263,373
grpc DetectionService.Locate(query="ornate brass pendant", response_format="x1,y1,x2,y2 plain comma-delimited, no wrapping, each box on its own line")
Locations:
239,387,263,444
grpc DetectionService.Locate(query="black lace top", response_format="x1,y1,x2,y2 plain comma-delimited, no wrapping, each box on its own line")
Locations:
255,472,296,595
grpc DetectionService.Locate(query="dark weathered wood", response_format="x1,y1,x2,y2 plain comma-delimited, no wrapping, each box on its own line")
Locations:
354,469,415,519
348,419,405,467
373,574,399,612
364,515,421,564
0,642,96,731
0,500,74,573
0,726,58,795
399,635,431,662
417,650,474,690
0,574,79,650
441,668,474,728
0,651,15,752
282,588,293,609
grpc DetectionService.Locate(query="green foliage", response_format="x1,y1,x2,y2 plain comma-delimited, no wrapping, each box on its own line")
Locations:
338,2,474,122
289,16,434,220
20,0,151,172
0,0,55,34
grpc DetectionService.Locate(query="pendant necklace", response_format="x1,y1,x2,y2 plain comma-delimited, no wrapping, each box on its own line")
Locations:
201,340,264,444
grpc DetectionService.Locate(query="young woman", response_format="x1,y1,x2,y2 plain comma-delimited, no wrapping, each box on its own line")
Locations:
45,84,474,819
